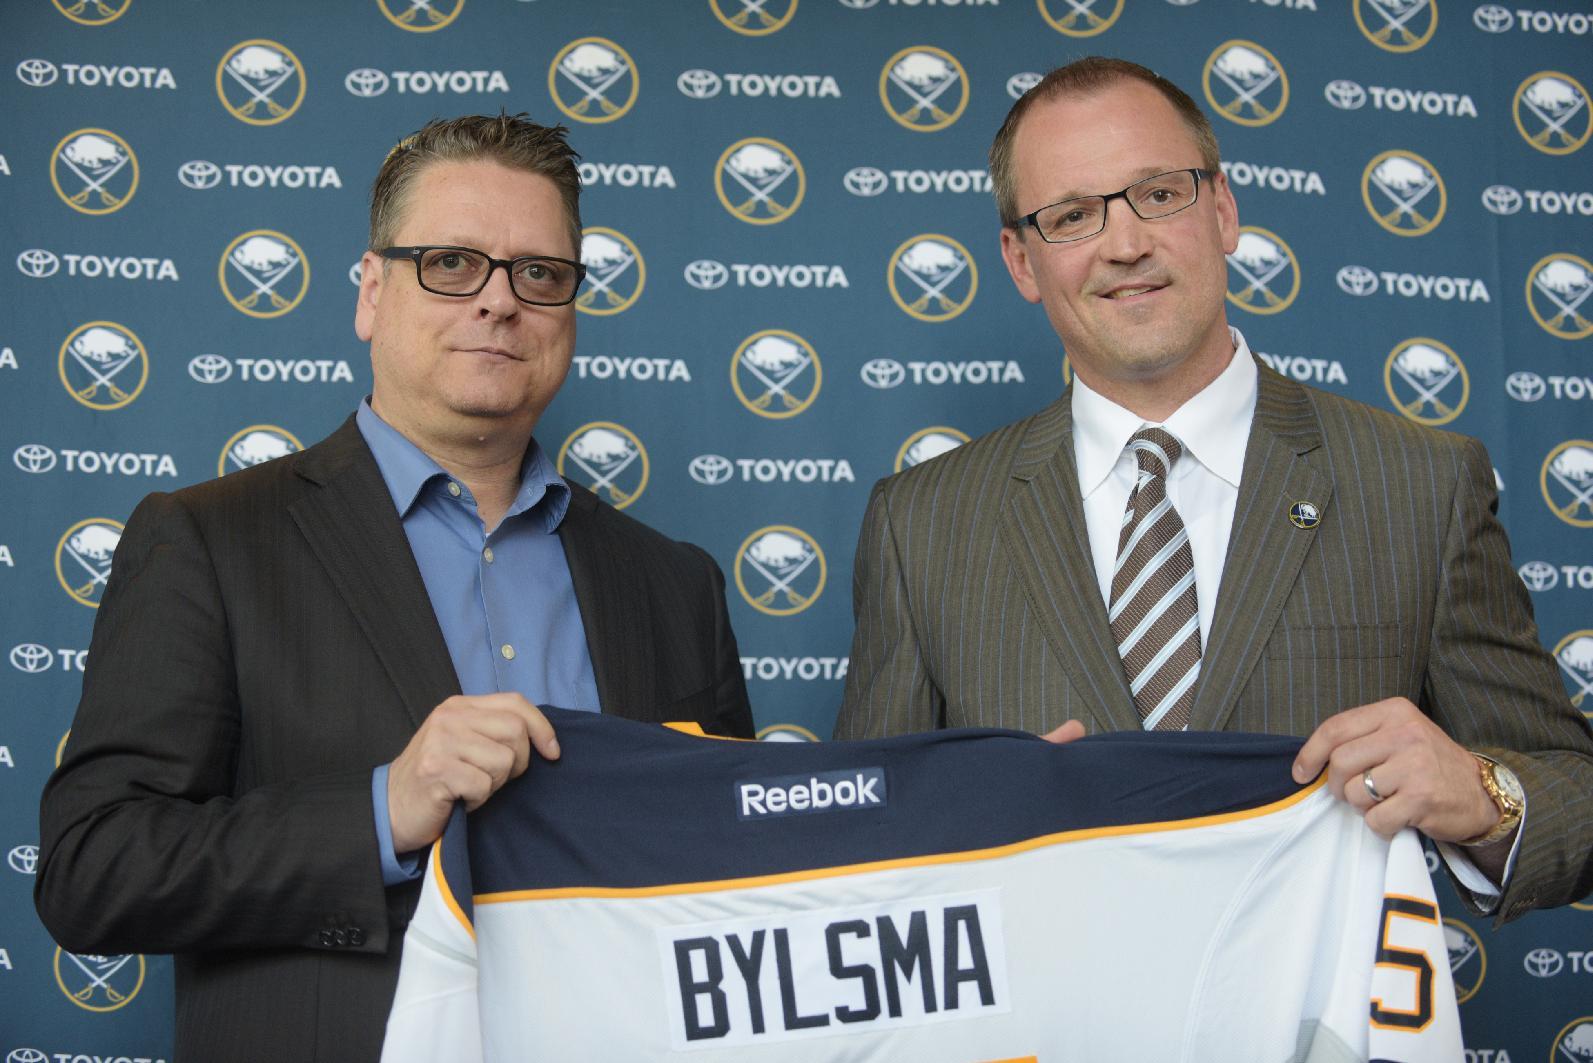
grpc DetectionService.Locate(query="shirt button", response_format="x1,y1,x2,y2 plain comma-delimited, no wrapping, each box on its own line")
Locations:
447,481,462,498
483,547,495,564
501,644,515,660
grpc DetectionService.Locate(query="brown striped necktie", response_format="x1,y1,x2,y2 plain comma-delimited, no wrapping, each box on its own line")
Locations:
1109,428,1201,731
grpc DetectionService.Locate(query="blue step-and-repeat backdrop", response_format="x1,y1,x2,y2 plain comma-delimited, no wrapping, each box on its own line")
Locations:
2,0,1591,1058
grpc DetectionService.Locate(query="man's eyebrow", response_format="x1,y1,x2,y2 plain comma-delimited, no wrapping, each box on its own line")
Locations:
1047,166,1186,203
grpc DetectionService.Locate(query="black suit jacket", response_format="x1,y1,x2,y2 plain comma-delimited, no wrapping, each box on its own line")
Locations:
36,418,752,1062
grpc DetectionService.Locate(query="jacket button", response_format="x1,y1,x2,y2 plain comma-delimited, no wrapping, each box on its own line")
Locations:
348,927,366,946
331,928,348,947
318,930,335,947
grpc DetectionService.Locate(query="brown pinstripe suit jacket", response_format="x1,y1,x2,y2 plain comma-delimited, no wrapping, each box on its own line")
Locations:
836,362,1593,921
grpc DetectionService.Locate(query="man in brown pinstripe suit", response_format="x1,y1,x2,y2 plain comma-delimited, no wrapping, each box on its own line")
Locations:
834,58,1593,921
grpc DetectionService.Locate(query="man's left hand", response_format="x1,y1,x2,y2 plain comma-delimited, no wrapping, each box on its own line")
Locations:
1292,698,1500,843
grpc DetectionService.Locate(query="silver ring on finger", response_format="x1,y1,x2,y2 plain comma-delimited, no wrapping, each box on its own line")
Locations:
1363,771,1386,803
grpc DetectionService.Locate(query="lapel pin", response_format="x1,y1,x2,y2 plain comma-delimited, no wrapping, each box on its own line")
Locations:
1289,501,1321,530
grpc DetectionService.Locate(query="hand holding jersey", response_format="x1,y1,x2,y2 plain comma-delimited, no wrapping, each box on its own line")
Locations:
388,692,561,854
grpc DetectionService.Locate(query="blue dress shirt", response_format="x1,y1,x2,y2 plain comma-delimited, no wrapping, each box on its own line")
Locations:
356,401,599,882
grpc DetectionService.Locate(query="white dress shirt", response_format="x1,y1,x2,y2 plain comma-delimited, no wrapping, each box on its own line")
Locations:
1068,327,1512,905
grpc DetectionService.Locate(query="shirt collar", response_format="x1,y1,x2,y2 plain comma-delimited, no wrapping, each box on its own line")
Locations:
355,399,571,532
1071,327,1258,498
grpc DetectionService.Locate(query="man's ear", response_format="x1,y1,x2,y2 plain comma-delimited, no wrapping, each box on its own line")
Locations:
353,250,384,342
1000,225,1043,305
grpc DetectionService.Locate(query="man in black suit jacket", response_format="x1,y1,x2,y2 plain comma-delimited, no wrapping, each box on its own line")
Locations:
35,115,753,1062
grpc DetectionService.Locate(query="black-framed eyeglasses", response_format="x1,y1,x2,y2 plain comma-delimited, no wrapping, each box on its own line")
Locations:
1011,168,1215,244
380,245,586,306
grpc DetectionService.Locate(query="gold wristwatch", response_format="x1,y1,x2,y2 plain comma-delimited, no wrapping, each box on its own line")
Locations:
1461,753,1524,846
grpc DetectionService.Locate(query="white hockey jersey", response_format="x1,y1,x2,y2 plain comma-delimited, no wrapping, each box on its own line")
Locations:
382,710,1462,1062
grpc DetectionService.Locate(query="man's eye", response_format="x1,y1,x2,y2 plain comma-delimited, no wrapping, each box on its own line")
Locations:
519,262,550,282
434,253,469,271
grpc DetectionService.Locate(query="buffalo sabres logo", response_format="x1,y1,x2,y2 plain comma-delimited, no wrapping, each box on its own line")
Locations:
1362,150,1446,236
55,519,123,608
1542,441,1593,528
1519,560,1558,591
1037,0,1124,36
1527,253,1593,340
51,129,138,215
889,235,978,322
735,526,826,616
716,138,805,224
216,41,305,126
220,231,310,318
879,47,969,133
578,228,645,315
896,427,969,473
1384,338,1469,426
51,0,133,25
732,330,821,419
1353,0,1438,52
757,723,821,742
219,425,304,477
1514,72,1591,156
54,949,145,1011
1442,919,1485,1004
58,322,148,411
550,39,637,124
1203,42,1289,127
378,0,465,32
1225,227,1300,314
557,423,649,509
710,0,798,36
1288,501,1321,529
1554,1019,1593,1061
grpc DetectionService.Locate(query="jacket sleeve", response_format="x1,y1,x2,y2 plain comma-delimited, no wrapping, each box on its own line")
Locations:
35,490,401,957
695,543,755,740
834,479,947,739
1424,436,1593,922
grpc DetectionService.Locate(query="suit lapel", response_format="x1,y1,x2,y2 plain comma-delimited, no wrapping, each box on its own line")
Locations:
1189,365,1331,731
559,486,658,719
998,395,1141,734
288,418,460,731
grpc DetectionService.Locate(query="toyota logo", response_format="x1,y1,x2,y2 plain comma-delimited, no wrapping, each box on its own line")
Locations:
344,68,390,97
178,159,223,190
14,444,58,473
1505,371,1545,402
1518,560,1558,591
16,59,58,87
837,0,881,7
683,259,729,290
688,454,735,485
8,1049,50,1063
677,69,722,99
1472,4,1512,32
1323,80,1367,110
16,249,60,278
10,644,53,673
860,358,906,389
1480,184,1522,215
188,354,233,384
7,845,38,875
1522,947,1563,977
1335,265,1379,297
843,167,888,197
1006,72,1042,99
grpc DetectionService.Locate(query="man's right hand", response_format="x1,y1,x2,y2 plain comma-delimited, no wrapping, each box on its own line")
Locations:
387,693,560,854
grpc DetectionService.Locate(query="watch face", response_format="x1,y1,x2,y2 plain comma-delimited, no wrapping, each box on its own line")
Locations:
1493,764,1525,806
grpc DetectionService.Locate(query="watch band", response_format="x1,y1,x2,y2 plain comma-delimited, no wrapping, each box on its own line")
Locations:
1461,753,1523,847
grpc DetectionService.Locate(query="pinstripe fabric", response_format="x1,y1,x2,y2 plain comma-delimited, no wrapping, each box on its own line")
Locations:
836,362,1593,922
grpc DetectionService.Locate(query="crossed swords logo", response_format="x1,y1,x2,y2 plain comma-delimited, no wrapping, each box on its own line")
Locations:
1369,160,1440,229
565,439,642,505
719,0,788,30
1043,0,1116,32
723,154,798,218
221,51,298,120
61,526,118,601
744,542,818,608
1547,454,1593,522
578,247,637,310
386,0,458,27
887,61,962,125
739,346,813,411
1227,246,1291,308
227,241,303,312
56,0,126,20
1210,56,1282,121
1390,350,1461,418
1556,642,1593,708
57,141,130,209
1520,83,1588,149
66,333,140,404
557,52,631,117
1534,267,1593,333
60,952,136,1005
1363,0,1432,45
895,249,970,314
